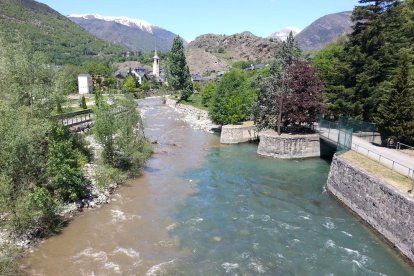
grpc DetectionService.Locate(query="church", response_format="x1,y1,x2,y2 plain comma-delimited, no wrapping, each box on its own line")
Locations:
115,49,164,85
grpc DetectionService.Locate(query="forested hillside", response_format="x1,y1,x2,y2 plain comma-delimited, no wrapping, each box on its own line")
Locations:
313,0,414,144
0,0,128,65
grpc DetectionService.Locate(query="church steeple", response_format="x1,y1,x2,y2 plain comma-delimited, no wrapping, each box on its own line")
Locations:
152,49,160,77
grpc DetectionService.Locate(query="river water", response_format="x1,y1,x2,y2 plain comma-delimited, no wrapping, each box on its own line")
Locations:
24,98,413,275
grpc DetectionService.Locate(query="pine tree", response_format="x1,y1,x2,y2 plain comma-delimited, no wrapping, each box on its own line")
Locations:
343,0,401,121
312,43,353,119
375,54,414,144
167,36,193,101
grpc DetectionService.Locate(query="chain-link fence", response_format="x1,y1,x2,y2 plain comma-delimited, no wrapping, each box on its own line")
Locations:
338,117,380,144
317,117,353,153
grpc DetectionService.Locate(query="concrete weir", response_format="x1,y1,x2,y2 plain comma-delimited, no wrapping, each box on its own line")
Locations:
327,155,414,263
257,130,320,159
220,121,258,144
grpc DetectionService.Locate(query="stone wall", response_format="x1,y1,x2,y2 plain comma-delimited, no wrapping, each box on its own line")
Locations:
220,122,258,144
257,130,320,159
327,155,414,263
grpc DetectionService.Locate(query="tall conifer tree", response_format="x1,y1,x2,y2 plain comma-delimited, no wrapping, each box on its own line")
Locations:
167,36,193,101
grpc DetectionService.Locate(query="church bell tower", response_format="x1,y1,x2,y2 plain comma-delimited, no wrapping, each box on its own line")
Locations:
152,49,160,77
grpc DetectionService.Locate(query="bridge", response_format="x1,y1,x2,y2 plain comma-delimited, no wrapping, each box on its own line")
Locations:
55,107,129,132
55,109,94,132
316,117,414,180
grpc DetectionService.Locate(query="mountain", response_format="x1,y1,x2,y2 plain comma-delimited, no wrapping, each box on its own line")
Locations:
269,26,302,42
68,14,181,53
295,11,353,52
186,32,279,74
0,0,128,65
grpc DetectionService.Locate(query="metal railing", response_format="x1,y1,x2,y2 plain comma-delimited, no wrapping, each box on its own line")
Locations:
317,117,353,152
56,109,93,127
352,143,414,180
396,142,414,151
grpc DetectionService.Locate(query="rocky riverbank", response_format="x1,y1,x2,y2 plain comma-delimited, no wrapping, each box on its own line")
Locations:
165,97,220,133
2,135,122,249
1,113,147,250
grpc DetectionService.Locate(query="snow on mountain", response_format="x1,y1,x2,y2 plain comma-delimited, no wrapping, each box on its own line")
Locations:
69,14,156,33
269,26,302,42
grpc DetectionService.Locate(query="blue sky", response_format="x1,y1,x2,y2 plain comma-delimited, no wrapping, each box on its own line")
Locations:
37,0,360,41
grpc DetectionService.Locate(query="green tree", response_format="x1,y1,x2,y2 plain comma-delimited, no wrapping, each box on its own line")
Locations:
93,95,152,171
375,54,414,144
312,43,353,119
201,82,217,107
82,62,112,78
46,124,89,202
168,36,193,101
312,0,414,143
252,33,302,134
123,75,137,92
94,100,117,165
209,69,256,125
56,65,82,95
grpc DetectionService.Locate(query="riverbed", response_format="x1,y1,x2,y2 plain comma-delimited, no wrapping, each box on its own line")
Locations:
24,97,413,275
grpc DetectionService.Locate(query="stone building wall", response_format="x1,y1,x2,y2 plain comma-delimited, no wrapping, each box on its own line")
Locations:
257,130,320,159
327,155,414,263
220,122,258,144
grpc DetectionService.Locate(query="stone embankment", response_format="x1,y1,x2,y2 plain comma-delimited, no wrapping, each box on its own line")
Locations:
327,154,414,263
165,97,219,133
220,121,258,144
257,130,320,159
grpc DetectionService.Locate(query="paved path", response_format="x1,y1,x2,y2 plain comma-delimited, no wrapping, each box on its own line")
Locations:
318,126,414,178
351,136,414,178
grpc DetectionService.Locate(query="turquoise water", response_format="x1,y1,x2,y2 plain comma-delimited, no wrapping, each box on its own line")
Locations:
25,99,413,275
167,144,413,275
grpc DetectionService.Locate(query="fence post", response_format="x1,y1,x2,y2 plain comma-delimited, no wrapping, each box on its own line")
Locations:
411,177,414,195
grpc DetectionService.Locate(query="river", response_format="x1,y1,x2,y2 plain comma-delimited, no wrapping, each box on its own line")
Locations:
24,97,413,275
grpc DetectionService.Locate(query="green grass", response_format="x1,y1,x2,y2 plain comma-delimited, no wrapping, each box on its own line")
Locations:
342,151,413,194
181,93,209,111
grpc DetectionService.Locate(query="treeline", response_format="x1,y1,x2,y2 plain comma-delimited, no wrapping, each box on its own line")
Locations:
0,33,151,274
313,0,414,144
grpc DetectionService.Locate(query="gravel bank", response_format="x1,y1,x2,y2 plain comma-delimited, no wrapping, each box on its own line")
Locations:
165,97,220,133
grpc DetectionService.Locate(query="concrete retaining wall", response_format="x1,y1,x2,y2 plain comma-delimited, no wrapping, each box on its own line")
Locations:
257,130,320,159
220,122,258,144
327,155,414,263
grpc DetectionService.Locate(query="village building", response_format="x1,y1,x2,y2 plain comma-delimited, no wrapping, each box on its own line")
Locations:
132,67,150,84
191,73,215,83
78,74,93,94
114,49,165,86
